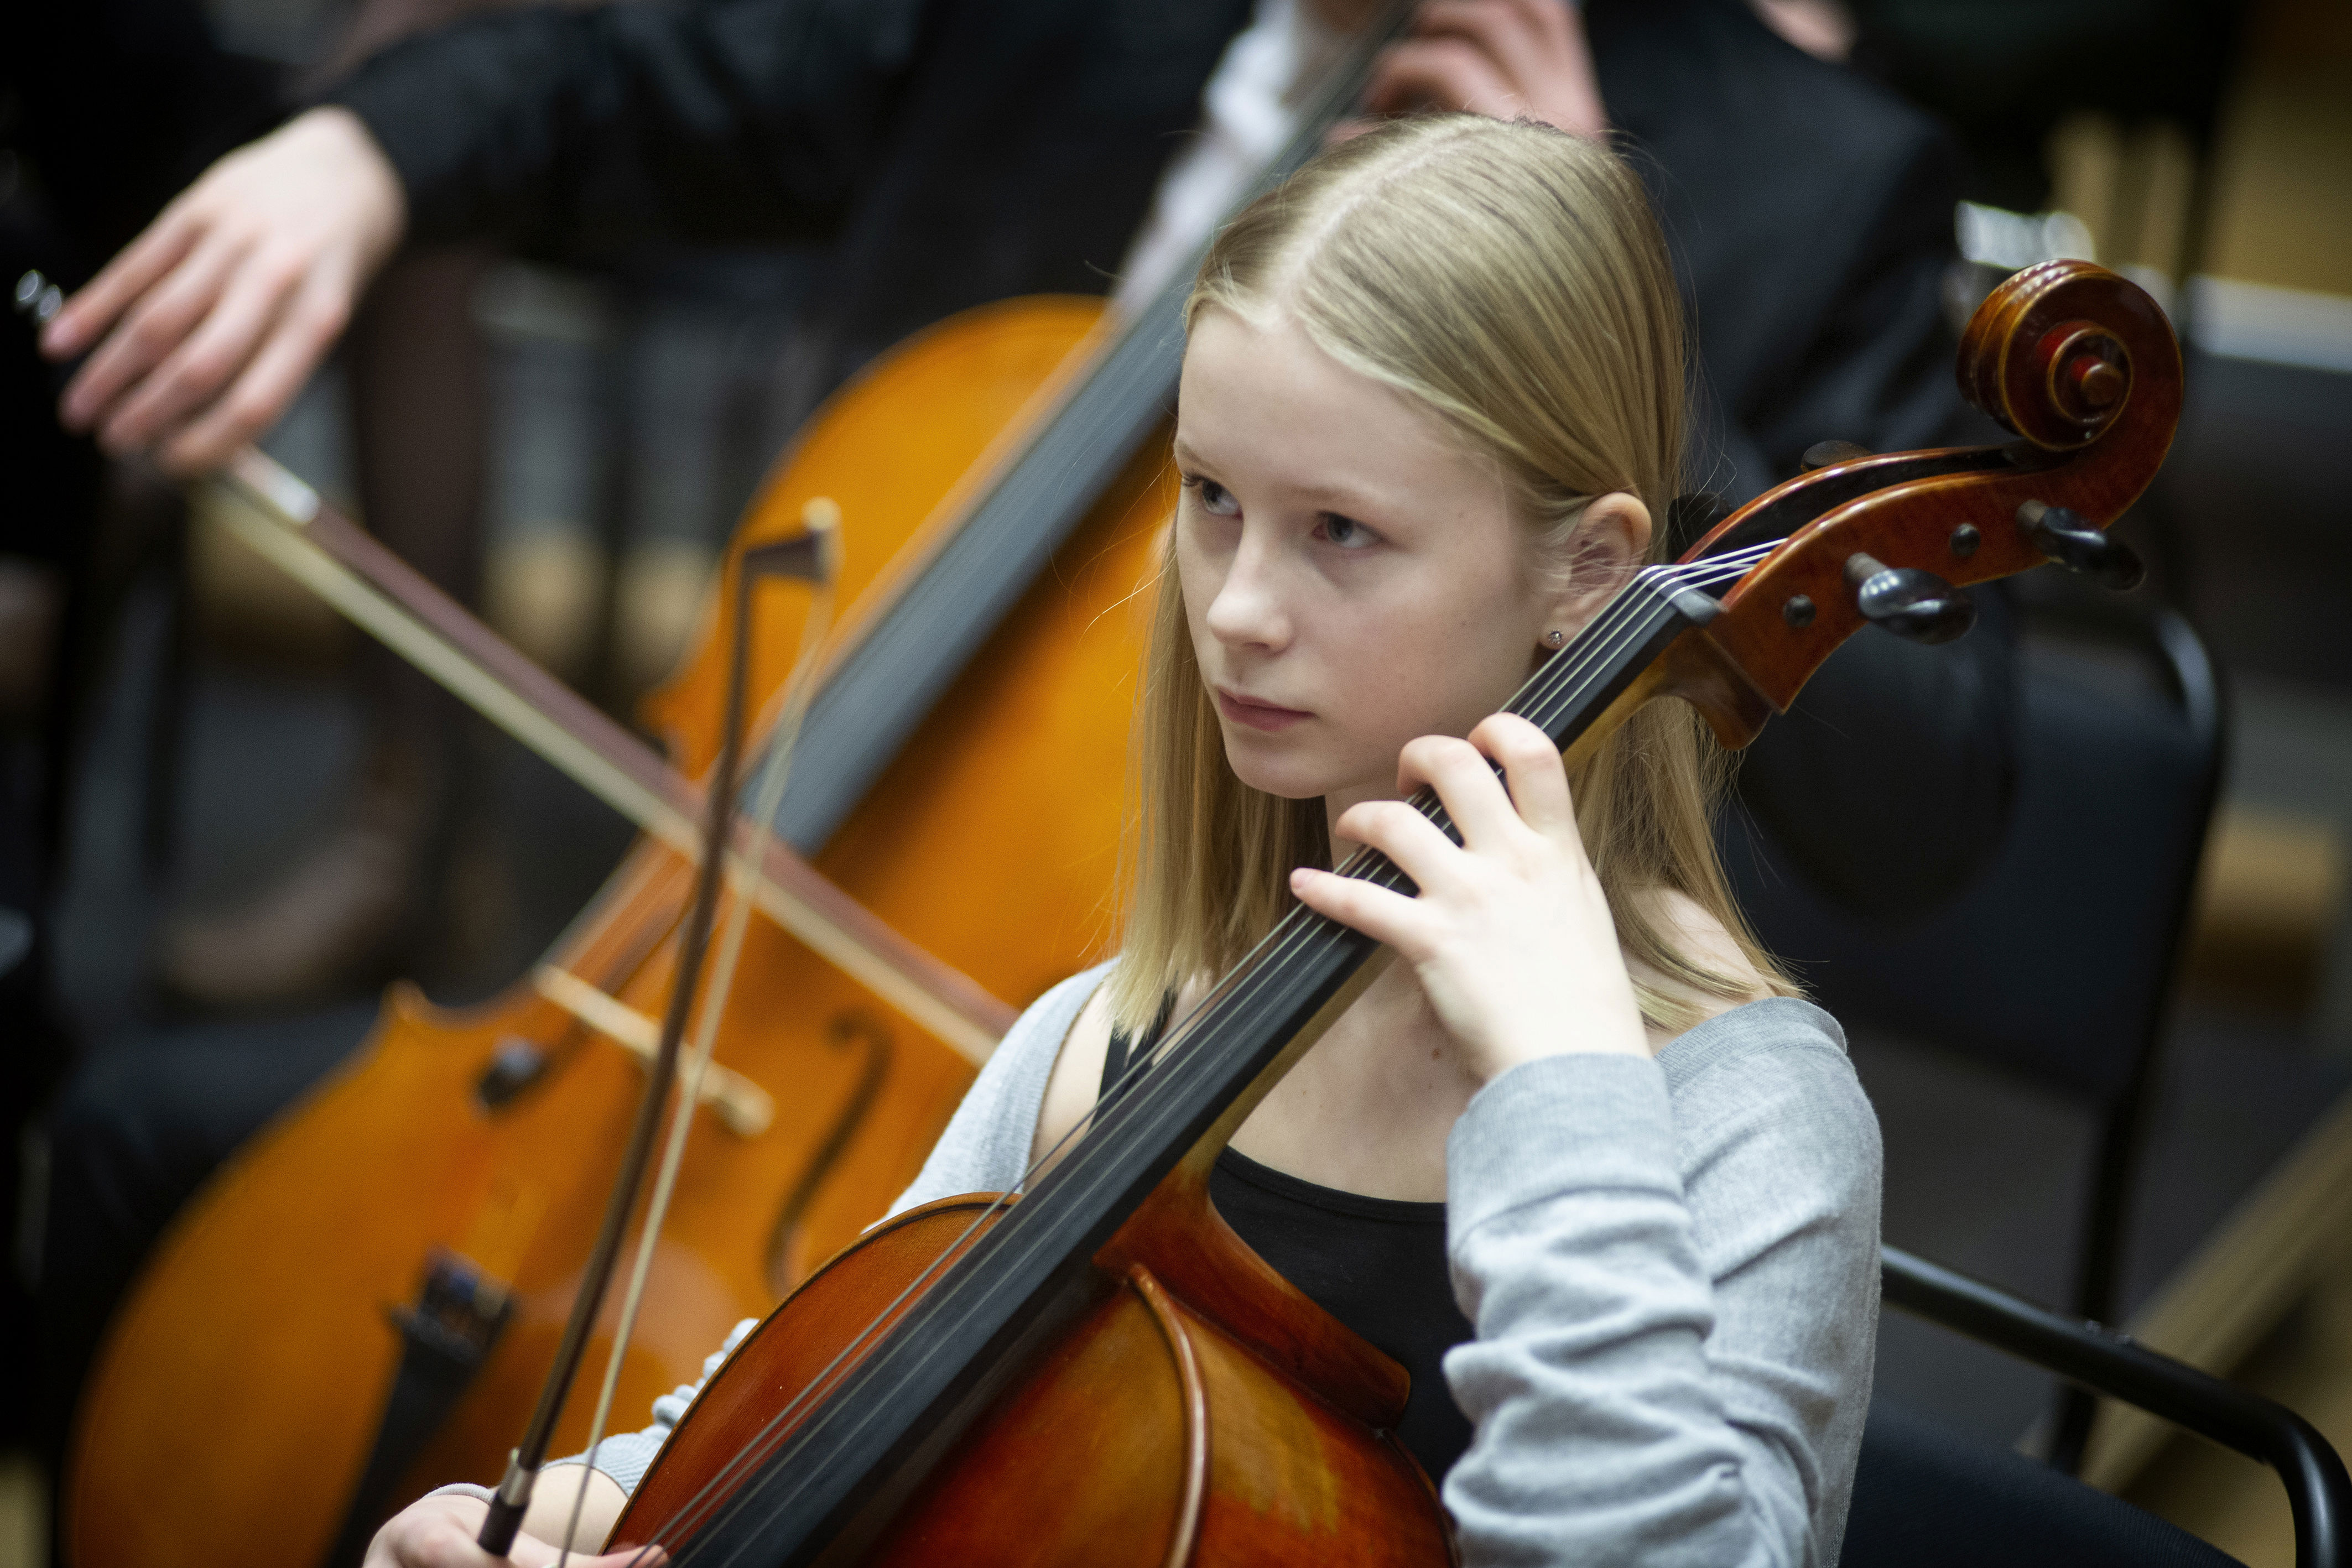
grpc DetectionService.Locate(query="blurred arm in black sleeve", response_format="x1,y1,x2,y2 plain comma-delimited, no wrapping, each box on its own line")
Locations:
322,0,932,256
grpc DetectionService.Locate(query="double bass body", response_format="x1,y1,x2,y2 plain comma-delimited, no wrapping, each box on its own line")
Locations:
65,297,1174,1568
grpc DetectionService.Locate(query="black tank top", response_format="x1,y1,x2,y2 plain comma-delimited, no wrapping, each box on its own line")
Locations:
1103,1014,1475,1481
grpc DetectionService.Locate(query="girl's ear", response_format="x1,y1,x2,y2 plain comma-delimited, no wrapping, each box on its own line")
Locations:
1542,491,1653,639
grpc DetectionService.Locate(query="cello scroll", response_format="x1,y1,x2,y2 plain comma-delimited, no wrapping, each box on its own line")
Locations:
1651,259,2181,749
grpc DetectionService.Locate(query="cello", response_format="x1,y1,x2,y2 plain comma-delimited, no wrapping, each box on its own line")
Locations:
55,11,1430,1567
601,257,2180,1564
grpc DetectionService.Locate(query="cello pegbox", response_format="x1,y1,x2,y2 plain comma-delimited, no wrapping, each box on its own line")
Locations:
1661,259,2179,722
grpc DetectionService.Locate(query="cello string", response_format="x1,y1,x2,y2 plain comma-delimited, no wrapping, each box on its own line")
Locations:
640,538,1777,1554
558,533,840,1568
638,540,1776,1556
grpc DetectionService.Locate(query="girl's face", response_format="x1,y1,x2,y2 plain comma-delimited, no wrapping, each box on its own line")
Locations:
1174,306,1624,821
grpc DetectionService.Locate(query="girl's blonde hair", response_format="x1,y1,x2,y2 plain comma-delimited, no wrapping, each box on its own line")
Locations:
1106,114,1794,1035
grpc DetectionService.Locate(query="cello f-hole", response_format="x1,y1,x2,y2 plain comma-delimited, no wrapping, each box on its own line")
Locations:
765,1013,896,1295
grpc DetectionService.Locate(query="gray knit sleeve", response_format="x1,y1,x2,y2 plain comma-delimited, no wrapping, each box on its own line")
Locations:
424,1317,760,1510
1440,999,1881,1567
887,960,1113,1215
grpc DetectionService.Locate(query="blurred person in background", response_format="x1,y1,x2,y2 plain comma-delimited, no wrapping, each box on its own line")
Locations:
130,0,565,1015
1,0,282,1444
29,0,2018,1465
43,0,2005,930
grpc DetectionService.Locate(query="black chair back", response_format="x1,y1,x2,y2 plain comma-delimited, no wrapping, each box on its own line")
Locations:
1729,596,2225,1468
1727,600,2223,1108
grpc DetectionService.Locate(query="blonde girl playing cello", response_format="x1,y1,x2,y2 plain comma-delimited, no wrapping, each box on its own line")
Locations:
372,113,1882,1568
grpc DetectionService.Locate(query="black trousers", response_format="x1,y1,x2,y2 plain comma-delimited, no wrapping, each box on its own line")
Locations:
33,1007,376,1465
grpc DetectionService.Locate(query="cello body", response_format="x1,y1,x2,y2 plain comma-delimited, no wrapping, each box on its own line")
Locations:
614,1174,1457,1566
65,297,1174,1568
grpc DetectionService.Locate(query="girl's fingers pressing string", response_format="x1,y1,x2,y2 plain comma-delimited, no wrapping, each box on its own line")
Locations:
1289,865,1429,956
1394,734,1518,852
1331,795,1470,894
1470,713,1576,838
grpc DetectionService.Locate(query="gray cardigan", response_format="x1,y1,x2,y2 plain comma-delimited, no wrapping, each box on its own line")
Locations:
533,962,1882,1566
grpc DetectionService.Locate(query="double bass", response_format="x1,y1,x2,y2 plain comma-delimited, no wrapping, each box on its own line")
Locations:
59,13,1430,1567
604,259,2180,1564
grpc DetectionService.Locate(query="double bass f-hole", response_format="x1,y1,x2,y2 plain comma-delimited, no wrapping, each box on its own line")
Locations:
766,1012,896,1296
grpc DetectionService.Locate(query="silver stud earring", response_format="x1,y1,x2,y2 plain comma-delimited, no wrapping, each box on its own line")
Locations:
1543,629,1566,648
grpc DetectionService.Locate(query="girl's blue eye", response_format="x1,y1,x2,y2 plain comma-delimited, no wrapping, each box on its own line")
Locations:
1318,512,1375,550
1184,475,1240,516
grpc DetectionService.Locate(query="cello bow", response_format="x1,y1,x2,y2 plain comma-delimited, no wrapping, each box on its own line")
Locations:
19,264,1012,1058
204,442,1014,1062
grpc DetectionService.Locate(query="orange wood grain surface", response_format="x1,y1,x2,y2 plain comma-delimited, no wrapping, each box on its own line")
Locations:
66,298,1182,1568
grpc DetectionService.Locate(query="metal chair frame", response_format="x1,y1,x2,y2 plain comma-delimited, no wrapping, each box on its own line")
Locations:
1885,1244,2351,1568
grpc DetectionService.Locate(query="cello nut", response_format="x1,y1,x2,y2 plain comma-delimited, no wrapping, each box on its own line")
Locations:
1783,595,1816,629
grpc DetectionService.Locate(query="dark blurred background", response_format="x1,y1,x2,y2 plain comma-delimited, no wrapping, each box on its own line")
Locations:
1,0,2348,1560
